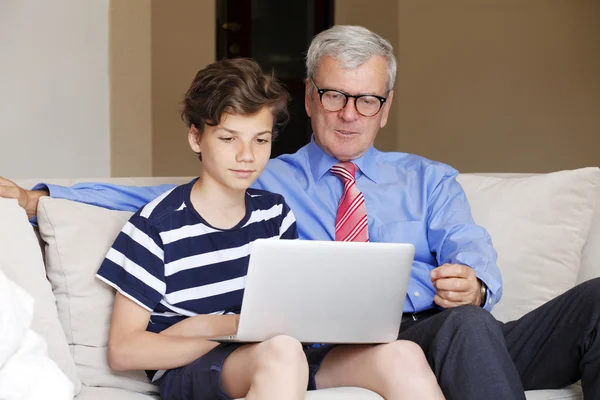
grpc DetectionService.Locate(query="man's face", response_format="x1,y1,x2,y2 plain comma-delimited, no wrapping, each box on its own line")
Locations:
305,55,394,161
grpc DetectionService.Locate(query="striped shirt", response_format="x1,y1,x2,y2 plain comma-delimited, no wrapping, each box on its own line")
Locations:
96,178,297,380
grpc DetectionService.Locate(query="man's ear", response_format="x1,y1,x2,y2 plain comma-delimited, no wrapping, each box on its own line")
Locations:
188,125,202,153
379,89,394,129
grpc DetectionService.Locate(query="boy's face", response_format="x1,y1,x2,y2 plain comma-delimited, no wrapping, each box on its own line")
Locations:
189,107,273,192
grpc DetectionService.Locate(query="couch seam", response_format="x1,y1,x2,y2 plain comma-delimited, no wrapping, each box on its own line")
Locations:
41,200,75,356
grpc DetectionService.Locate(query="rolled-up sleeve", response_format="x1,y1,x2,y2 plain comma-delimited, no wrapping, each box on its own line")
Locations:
425,166,502,311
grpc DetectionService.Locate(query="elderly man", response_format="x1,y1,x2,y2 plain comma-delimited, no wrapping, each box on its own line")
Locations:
1,25,599,400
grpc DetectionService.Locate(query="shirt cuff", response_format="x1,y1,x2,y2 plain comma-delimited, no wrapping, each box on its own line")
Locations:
28,183,52,226
33,182,73,199
476,272,499,311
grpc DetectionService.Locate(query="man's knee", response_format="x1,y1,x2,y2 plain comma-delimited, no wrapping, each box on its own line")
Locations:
444,304,499,331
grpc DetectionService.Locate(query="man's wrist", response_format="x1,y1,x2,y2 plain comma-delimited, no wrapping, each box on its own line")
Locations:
25,189,48,219
478,279,488,307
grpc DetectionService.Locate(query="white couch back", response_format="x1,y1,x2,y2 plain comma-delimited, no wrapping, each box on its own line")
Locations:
17,170,600,295
7,169,600,396
15,170,600,315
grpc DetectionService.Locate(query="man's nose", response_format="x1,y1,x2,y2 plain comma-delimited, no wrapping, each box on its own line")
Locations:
339,98,360,122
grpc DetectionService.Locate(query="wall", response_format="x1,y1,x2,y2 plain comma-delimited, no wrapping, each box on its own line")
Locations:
0,0,110,178
335,0,400,152
109,0,152,177
108,0,600,176
2,1,596,178
397,0,600,172
112,0,401,176
148,0,400,176
151,0,215,177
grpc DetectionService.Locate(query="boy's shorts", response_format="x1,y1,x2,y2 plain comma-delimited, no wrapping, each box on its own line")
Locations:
157,343,336,400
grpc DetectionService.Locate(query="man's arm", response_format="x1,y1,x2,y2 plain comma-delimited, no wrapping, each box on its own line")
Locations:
425,166,502,311
0,177,175,219
0,177,47,219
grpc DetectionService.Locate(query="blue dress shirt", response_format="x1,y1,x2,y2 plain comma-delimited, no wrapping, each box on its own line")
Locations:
37,138,502,313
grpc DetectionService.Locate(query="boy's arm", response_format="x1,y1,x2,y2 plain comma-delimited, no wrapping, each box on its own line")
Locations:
109,293,225,371
160,314,239,338
99,212,237,371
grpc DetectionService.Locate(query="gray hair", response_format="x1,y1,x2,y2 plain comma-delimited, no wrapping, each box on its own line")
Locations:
306,25,397,93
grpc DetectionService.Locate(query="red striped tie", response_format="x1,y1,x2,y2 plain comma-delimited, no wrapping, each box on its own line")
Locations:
330,162,369,242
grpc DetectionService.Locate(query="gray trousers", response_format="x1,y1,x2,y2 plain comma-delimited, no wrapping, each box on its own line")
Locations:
398,277,600,400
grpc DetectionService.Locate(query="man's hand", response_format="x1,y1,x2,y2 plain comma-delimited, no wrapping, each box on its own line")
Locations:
0,177,48,219
430,263,482,308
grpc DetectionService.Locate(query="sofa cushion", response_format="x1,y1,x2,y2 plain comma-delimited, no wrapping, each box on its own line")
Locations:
37,197,158,395
0,198,82,394
577,172,600,284
235,385,584,400
457,168,600,322
235,387,383,400
76,386,160,400
524,384,582,400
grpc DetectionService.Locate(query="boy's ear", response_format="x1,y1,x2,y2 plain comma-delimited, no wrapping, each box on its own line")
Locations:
188,125,202,153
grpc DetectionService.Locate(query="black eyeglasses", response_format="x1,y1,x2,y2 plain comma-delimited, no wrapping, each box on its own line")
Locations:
310,78,387,117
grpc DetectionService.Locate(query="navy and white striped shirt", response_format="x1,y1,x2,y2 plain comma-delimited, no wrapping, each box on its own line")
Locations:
96,179,297,377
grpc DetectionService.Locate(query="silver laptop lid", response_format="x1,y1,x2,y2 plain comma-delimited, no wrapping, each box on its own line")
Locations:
236,239,415,343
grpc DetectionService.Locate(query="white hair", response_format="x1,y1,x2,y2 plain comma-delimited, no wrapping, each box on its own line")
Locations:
306,25,397,93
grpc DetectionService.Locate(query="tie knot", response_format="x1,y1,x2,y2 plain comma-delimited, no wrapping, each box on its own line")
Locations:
330,161,357,182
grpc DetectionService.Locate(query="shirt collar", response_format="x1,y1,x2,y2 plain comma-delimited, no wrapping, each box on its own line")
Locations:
307,136,380,184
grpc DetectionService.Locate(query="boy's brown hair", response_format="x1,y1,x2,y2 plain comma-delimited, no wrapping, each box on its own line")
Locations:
182,58,290,140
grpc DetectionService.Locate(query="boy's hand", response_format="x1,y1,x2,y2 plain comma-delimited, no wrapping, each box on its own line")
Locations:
431,263,482,308
0,177,48,219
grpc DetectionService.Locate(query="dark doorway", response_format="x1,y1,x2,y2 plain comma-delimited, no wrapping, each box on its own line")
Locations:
216,0,334,158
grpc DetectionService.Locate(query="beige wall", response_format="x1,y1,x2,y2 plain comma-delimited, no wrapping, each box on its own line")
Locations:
108,0,600,176
397,0,600,172
151,0,215,177
108,0,214,177
109,0,152,177
110,0,399,177
335,1,400,152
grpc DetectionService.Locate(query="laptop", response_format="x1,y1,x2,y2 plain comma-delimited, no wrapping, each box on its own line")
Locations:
211,239,415,344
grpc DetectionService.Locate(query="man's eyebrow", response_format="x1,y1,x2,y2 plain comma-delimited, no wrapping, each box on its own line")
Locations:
334,88,384,97
217,127,272,136
316,82,384,97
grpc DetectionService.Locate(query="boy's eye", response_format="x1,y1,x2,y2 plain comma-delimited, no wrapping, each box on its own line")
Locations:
256,138,270,144
219,137,234,143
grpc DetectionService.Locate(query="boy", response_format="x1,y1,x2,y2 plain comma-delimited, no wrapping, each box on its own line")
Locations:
96,58,444,400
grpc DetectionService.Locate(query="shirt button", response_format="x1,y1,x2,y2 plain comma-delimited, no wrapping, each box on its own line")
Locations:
414,291,420,297
489,298,492,304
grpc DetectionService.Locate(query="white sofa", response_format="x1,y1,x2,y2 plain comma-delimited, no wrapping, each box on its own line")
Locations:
1,167,599,399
